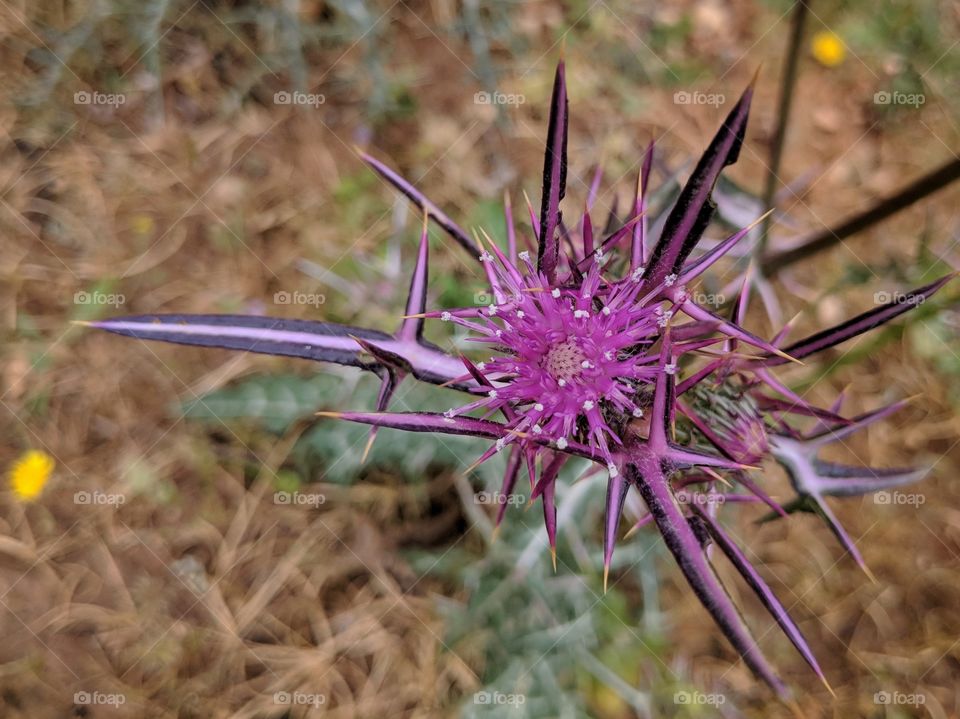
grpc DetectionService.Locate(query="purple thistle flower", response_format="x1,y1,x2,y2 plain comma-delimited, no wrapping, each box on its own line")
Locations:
434,251,658,472
83,60,955,699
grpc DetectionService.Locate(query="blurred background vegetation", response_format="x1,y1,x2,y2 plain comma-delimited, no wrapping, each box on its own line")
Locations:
1,0,959,717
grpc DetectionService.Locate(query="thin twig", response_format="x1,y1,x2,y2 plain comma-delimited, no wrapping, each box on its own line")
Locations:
758,0,810,258
761,156,960,275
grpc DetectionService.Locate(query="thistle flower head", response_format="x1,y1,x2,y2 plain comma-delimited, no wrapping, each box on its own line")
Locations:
443,255,662,466
688,377,770,466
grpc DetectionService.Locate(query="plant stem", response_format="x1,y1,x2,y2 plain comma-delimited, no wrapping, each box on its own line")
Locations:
761,157,960,275
758,0,810,258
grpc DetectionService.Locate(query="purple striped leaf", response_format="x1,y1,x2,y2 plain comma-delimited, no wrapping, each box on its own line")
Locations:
316,410,512,441
495,445,524,527
602,470,630,591
644,82,754,288
629,458,788,697
812,461,928,496
765,274,955,366
689,503,829,689
357,149,479,258
87,314,474,390
631,141,655,271
537,61,569,282
398,212,431,342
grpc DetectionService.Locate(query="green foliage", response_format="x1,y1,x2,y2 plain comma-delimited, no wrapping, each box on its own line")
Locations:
180,370,496,485
407,468,679,718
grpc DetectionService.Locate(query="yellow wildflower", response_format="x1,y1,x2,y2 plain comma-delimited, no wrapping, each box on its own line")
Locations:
9,450,54,501
811,31,846,67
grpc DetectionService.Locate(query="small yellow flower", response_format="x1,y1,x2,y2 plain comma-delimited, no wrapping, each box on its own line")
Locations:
9,450,54,501
811,30,846,67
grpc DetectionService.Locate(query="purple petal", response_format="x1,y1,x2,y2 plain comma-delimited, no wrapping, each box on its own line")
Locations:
504,191,518,262
631,141,655,271
495,446,524,526
812,461,928,497
603,470,630,590
532,451,567,500
318,410,511,440
398,213,431,342
542,475,558,569
801,400,906,449
88,314,379,368
574,214,641,272
765,274,956,366
681,301,791,359
629,457,788,697
678,216,766,288
363,371,404,461
581,206,594,257
643,83,754,287
358,149,479,257
690,503,828,686
89,314,479,390
537,61,569,282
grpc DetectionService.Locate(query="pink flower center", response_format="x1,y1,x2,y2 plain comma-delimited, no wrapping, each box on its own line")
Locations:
543,337,586,382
